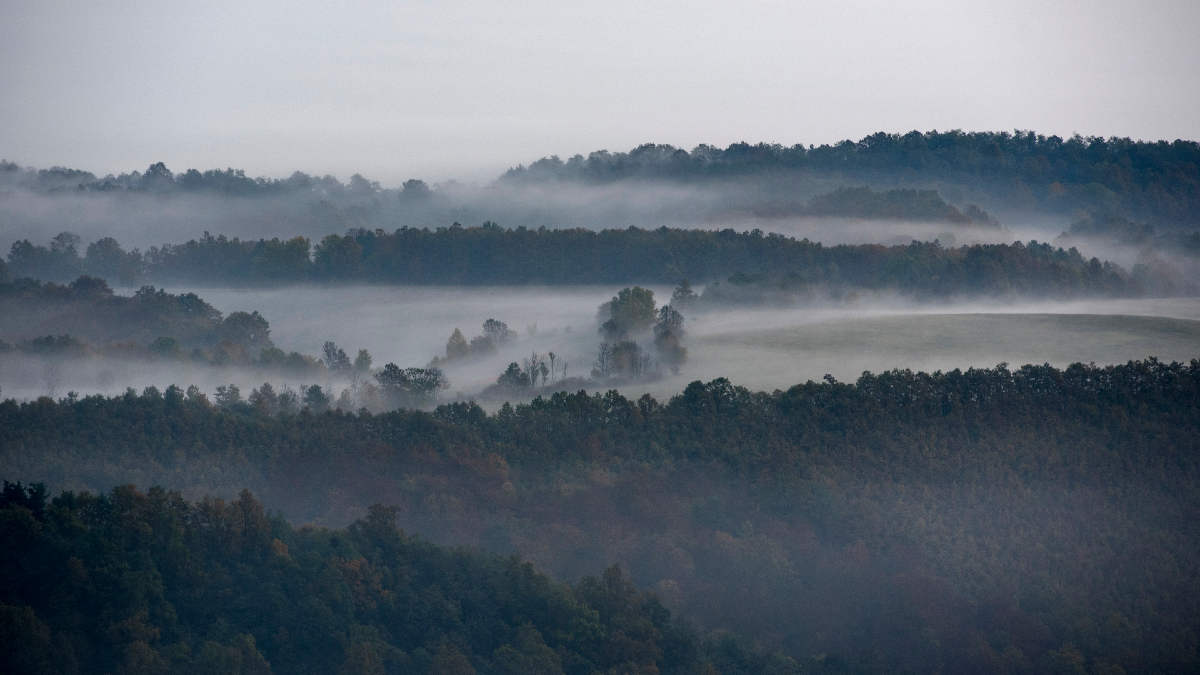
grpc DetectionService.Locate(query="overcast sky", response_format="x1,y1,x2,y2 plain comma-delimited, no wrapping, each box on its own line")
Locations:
1,0,1197,185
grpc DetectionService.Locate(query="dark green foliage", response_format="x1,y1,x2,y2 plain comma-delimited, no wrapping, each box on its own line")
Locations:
502,132,1200,227
468,335,496,356
496,362,530,391
653,306,686,373
134,226,1155,298
85,237,143,286
8,234,147,286
599,286,658,340
149,336,182,357
0,484,782,675
8,233,87,284
400,178,431,202
2,360,1198,673
213,383,243,407
303,384,331,413
1,161,323,196
7,223,1179,297
16,334,88,356
221,311,274,352
10,129,1200,227
145,232,313,285
806,186,964,221
374,364,448,409
670,280,697,311
257,347,325,377
0,279,324,374
483,319,512,345
0,278,224,347
324,342,354,376
445,329,470,361
314,234,364,279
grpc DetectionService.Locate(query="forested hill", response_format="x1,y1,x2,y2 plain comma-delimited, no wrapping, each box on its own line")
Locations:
4,359,1199,673
0,275,243,347
149,228,1143,294
0,483,807,675
501,131,1200,227
8,226,1179,297
7,130,1200,228
0,158,394,200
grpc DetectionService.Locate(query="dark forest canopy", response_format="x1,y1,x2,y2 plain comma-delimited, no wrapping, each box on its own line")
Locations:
0,158,391,200
0,277,331,378
8,225,1179,298
3,359,1199,673
0,276,261,350
6,129,1200,227
0,483,811,675
500,131,1200,227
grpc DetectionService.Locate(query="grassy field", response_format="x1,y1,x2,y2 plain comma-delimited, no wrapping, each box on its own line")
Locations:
5,284,1198,403
638,310,1200,397
169,288,1200,401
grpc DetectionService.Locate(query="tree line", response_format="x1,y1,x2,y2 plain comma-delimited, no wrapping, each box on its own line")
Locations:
7,128,1200,227
0,274,453,405
8,225,1180,298
0,158,420,200
0,275,327,375
3,358,1198,673
0,278,440,395
501,131,1200,227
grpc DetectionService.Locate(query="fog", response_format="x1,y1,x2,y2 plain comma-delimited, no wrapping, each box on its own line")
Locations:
8,180,1177,288
0,189,334,254
3,160,1197,403
675,300,1200,395
4,0,1198,183
168,284,631,401
0,167,1071,254
6,284,1197,405
229,288,1200,402
5,1,1200,668
8,154,1191,297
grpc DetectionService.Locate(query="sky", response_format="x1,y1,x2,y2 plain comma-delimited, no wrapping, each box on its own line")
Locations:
1,0,1198,185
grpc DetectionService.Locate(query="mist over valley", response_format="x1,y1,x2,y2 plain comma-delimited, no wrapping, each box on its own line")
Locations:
3,133,1200,675
5,0,1200,666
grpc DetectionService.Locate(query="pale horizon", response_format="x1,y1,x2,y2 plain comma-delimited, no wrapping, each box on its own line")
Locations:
2,0,1198,185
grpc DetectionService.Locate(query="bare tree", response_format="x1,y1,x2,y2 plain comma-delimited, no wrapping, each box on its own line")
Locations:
592,342,613,379
522,352,546,388
348,369,363,408
42,360,64,399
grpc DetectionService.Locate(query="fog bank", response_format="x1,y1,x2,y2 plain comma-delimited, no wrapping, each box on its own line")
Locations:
8,285,1194,405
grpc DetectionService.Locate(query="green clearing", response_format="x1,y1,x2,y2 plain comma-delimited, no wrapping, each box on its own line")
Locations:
664,312,1200,393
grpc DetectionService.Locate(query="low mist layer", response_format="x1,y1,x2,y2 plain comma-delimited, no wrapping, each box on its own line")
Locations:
163,287,1200,400
4,279,1199,405
6,130,1199,277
